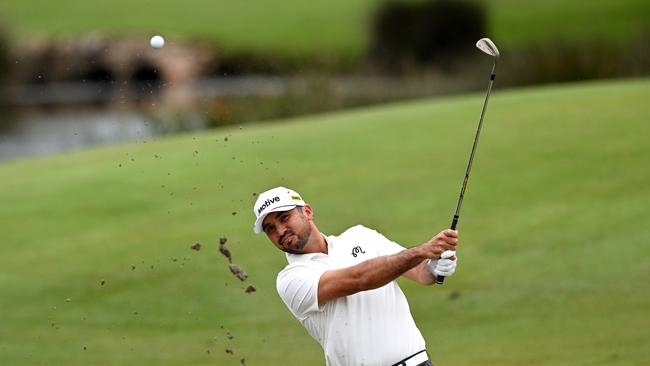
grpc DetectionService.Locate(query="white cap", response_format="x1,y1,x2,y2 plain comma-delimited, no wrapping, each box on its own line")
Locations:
252,187,306,234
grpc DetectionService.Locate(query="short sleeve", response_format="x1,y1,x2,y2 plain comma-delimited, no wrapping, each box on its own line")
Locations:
276,263,327,321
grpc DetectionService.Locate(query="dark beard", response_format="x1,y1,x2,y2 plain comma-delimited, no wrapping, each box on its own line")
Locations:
282,225,312,254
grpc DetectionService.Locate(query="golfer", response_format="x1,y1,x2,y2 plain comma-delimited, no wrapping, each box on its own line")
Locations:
253,187,458,366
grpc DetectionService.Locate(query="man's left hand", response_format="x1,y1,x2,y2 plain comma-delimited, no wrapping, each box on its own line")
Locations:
427,250,457,277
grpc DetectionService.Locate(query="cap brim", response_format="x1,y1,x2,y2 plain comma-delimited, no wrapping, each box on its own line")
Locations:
253,204,298,234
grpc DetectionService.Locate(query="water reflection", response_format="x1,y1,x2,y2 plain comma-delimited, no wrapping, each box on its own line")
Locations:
0,109,206,162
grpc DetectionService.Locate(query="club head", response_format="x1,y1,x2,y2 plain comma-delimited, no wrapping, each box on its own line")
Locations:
476,38,500,60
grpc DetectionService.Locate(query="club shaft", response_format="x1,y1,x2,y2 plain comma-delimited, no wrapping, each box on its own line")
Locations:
436,61,496,285
453,61,496,224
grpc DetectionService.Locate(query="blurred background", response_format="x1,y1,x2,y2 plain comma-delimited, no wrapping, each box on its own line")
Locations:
1,0,648,161
1,1,649,366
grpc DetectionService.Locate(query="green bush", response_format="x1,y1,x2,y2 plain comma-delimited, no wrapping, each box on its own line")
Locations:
499,35,650,87
369,0,486,70
0,24,10,82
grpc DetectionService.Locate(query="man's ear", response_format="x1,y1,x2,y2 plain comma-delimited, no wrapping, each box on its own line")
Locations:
302,204,314,220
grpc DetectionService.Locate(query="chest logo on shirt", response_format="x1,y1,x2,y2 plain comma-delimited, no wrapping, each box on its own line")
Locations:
351,246,366,258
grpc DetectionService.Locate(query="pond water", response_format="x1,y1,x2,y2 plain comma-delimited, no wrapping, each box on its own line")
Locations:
0,109,207,163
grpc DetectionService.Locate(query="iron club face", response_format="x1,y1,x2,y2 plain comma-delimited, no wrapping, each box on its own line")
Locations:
476,38,500,60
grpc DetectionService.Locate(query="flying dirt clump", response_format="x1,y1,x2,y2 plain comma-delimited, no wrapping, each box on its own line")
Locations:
220,235,253,286
244,285,256,294
229,264,248,281
219,236,232,263
191,242,201,251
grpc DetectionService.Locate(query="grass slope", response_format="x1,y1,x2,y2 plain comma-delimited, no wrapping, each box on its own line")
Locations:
0,0,648,58
1,78,649,365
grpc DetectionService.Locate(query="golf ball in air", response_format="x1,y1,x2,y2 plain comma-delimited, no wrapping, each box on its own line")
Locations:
150,35,165,49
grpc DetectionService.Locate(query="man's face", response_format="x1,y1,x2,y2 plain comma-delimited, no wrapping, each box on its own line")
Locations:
262,206,313,254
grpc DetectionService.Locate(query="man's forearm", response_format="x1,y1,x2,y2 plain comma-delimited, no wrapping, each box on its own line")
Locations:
350,247,427,291
318,230,457,305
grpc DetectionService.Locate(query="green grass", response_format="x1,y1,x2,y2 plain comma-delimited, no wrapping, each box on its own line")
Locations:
0,0,648,58
1,78,649,365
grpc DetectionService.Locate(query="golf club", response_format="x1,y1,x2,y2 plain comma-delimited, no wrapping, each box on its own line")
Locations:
436,38,500,285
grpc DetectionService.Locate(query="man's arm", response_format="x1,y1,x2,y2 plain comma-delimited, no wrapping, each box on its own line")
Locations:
317,229,458,306
402,260,436,285
402,250,458,285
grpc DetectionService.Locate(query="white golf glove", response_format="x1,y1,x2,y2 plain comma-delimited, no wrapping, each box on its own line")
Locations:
427,250,457,277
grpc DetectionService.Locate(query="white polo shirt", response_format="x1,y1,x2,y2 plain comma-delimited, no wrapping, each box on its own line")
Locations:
276,225,426,366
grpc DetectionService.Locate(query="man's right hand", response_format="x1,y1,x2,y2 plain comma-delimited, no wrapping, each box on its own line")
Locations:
421,229,458,259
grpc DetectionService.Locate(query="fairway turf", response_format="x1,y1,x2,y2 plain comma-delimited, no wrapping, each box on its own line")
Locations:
1,78,649,365
0,0,648,58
